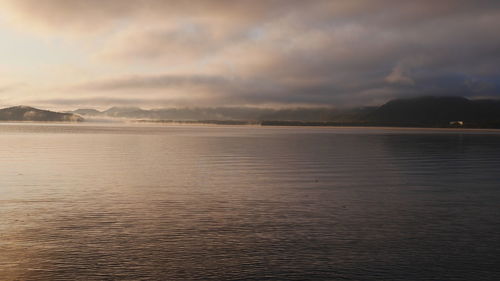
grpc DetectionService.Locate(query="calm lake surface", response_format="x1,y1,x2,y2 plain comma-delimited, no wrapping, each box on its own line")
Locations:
1,123,499,280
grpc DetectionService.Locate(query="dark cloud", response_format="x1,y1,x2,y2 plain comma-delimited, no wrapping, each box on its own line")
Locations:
31,97,178,108
77,74,230,91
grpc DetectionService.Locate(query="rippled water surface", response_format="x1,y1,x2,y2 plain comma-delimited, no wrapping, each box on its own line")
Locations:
1,123,499,280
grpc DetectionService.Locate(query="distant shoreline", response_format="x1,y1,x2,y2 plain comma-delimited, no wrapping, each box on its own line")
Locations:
132,119,500,130
2,120,500,133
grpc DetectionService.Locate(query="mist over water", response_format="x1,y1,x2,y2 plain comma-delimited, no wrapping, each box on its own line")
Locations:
1,124,499,280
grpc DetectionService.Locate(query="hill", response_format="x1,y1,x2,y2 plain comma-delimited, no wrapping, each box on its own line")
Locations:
72,108,102,116
364,96,500,127
0,106,84,122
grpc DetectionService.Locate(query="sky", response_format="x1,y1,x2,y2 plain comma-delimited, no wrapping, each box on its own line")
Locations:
0,0,499,110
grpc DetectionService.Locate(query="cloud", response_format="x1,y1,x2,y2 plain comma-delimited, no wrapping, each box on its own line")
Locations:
96,25,217,63
0,82,26,93
77,74,230,91
385,66,414,86
0,0,309,34
0,0,499,108
31,97,182,108
0,86,11,93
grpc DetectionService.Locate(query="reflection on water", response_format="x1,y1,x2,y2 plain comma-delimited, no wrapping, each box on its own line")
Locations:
1,124,499,280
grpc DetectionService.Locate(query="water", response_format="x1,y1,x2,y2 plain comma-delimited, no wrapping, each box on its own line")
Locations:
1,123,499,280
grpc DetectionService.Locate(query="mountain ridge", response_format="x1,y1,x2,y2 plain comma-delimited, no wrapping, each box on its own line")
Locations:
69,96,500,128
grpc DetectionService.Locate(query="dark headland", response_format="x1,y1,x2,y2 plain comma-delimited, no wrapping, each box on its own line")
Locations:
262,96,500,128
0,106,83,122
69,96,500,129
